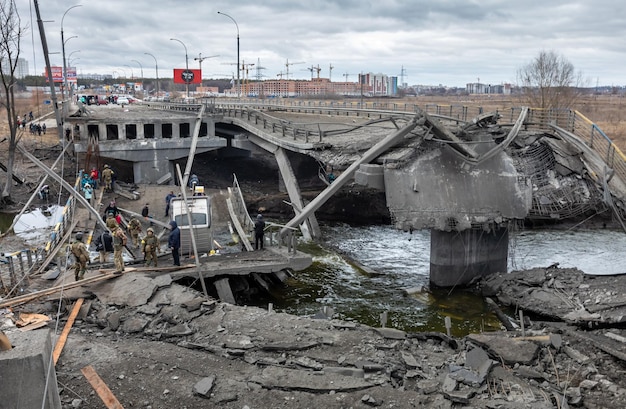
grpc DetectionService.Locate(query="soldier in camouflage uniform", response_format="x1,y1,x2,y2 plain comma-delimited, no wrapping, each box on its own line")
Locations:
142,227,159,267
128,217,142,248
106,212,118,230
71,233,90,281
112,226,127,274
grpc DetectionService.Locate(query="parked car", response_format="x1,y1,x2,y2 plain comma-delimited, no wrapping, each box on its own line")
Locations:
97,98,109,105
116,97,130,105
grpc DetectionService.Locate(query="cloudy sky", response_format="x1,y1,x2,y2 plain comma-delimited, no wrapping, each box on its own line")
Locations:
17,0,626,87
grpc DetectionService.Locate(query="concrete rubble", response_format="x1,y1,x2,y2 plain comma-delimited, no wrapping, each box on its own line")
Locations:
3,269,626,408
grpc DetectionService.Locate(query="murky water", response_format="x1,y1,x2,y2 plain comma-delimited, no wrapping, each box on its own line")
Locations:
3,207,625,336
267,224,626,336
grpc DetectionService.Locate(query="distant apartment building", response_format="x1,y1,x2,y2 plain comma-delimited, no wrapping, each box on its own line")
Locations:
237,72,398,97
465,82,512,95
1,57,28,78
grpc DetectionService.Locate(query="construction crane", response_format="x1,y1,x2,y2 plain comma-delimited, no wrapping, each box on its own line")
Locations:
193,53,219,87
329,63,334,82
285,59,305,80
306,64,321,79
343,73,357,82
277,72,286,79
240,60,255,96
194,53,219,70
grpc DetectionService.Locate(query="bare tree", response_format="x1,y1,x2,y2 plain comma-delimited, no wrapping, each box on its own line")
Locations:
0,0,23,203
517,50,584,110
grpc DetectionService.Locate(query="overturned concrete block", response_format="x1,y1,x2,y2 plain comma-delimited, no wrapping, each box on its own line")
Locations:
0,329,61,409
193,375,216,398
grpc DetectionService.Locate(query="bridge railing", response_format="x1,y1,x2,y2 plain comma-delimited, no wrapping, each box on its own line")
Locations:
233,101,626,184
510,107,626,186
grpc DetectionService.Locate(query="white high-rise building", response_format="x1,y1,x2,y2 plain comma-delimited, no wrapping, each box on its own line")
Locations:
1,57,29,78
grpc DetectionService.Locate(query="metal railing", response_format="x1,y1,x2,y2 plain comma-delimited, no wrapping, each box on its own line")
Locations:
152,99,626,193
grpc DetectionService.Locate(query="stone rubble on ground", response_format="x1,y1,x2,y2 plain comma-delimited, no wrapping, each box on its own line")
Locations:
2,269,616,408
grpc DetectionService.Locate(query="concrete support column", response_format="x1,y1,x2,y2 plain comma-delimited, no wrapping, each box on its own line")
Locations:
137,123,145,139
98,123,107,141
172,121,180,139
429,226,508,288
118,124,125,140
155,121,163,139
0,329,61,408
75,123,85,141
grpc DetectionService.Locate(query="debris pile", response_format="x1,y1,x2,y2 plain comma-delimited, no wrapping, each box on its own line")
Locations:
2,271,625,408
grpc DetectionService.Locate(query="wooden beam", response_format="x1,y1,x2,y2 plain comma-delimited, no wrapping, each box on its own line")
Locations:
0,272,117,308
53,298,84,365
81,365,124,409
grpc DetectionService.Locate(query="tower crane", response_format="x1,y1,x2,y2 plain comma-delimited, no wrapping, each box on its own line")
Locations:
240,60,255,96
194,53,219,87
285,59,305,80
194,53,220,70
329,63,334,82
306,64,322,79
343,73,357,82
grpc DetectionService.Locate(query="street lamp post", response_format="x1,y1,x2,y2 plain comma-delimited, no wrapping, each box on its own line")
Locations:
61,4,82,102
124,64,134,80
144,52,159,97
170,38,190,97
217,11,240,98
131,59,144,94
68,50,80,67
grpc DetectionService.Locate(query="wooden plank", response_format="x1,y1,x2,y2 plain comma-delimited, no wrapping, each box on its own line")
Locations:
81,365,124,409
0,272,118,308
53,298,84,365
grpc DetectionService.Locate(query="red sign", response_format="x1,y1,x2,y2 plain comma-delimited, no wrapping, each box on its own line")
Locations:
44,66,63,83
173,68,201,84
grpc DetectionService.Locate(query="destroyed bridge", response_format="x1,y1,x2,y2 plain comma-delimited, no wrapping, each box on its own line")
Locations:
67,99,626,287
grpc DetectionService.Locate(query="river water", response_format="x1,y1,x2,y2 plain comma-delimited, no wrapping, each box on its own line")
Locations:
3,208,625,336
266,224,626,337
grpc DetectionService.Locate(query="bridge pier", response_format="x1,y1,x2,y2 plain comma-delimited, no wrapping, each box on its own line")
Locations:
429,227,508,288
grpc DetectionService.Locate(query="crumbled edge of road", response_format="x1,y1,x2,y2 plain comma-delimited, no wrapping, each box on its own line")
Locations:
3,267,626,408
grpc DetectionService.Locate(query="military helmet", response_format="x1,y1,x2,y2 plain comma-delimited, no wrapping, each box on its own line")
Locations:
147,227,154,234
75,232,83,241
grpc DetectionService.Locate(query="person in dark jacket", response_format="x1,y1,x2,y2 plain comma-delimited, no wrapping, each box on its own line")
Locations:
168,220,181,266
254,214,266,250
93,231,114,263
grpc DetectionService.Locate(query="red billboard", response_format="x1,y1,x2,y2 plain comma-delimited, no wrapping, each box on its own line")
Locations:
173,68,202,84
44,66,63,83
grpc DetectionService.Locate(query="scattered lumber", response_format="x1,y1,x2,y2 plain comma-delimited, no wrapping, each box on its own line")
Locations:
81,365,124,409
53,298,84,365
